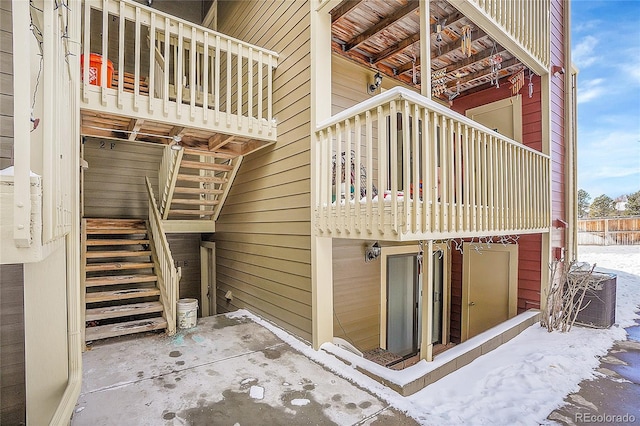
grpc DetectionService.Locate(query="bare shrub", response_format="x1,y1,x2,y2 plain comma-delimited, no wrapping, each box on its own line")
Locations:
541,260,608,332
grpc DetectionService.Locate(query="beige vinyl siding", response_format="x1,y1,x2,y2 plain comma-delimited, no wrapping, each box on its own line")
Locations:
83,138,163,218
0,264,26,424
0,0,13,170
214,0,312,341
332,239,381,352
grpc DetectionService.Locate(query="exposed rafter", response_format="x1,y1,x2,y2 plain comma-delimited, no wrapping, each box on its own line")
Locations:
330,0,363,23
343,1,419,52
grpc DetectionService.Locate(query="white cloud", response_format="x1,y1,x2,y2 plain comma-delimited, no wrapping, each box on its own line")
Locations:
577,78,606,104
572,35,599,68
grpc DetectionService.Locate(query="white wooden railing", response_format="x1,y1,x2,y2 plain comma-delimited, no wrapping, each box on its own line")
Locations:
80,0,278,140
158,145,183,219
146,177,180,335
2,0,75,263
466,0,550,69
315,87,550,241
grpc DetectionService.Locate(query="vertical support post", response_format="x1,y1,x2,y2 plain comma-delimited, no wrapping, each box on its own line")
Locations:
12,0,31,247
310,0,334,350
419,0,431,98
420,240,434,361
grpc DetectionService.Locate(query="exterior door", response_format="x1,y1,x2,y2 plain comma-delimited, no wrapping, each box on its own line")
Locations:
466,97,522,142
200,242,216,316
386,254,420,357
462,243,518,340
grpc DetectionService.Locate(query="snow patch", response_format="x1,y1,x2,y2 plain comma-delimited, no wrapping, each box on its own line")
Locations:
291,398,310,407
227,246,640,425
249,385,264,400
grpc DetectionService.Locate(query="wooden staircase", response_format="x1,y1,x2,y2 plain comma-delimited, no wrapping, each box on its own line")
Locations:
83,218,168,343
164,148,239,220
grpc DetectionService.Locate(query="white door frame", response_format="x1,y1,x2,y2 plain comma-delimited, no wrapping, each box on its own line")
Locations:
379,243,450,360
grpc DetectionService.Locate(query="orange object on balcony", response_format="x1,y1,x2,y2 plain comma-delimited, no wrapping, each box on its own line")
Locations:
80,53,113,88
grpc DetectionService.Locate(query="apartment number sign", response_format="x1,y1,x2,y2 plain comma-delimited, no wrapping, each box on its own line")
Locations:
99,141,116,150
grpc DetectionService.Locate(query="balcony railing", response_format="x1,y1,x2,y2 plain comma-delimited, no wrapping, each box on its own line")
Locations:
80,0,278,141
315,87,550,241
465,0,550,70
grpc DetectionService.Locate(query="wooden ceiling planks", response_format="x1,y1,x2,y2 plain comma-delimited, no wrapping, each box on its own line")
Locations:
79,109,269,157
330,0,527,102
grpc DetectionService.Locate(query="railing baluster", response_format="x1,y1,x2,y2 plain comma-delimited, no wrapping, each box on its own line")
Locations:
163,17,170,114
411,103,419,234
248,47,253,130
176,22,184,118
365,111,373,234
117,1,125,108
101,0,109,105
257,51,263,130
203,32,209,121
226,39,232,126
421,107,429,234
377,106,385,234
354,114,362,233
214,35,220,125
148,12,156,112
190,26,197,118
134,7,141,111
390,101,398,234
237,42,243,129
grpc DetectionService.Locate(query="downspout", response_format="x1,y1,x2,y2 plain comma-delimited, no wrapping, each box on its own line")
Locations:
563,0,577,261
50,1,82,423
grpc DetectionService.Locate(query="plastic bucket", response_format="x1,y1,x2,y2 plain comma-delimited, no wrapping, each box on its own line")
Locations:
80,53,114,88
177,298,198,329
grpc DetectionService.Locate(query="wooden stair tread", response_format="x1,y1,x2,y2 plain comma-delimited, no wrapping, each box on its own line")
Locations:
85,262,153,272
180,160,233,172
183,148,237,159
85,250,152,259
173,187,224,195
177,174,228,184
85,317,167,341
86,288,160,303
86,229,148,235
86,219,146,228
85,274,158,287
171,198,220,206
86,239,149,246
168,210,214,216
85,301,164,321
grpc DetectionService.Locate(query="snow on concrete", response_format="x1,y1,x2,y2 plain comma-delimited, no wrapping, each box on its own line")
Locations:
291,399,311,406
231,245,640,425
249,385,264,400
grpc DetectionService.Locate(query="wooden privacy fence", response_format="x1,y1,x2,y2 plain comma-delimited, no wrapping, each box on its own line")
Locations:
578,217,640,245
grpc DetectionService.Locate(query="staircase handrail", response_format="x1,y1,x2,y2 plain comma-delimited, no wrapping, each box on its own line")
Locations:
146,176,180,335
159,145,183,219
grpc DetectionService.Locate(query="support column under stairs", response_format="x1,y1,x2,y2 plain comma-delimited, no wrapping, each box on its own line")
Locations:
83,218,168,343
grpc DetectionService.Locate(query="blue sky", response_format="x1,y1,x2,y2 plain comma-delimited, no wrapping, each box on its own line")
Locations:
571,0,640,200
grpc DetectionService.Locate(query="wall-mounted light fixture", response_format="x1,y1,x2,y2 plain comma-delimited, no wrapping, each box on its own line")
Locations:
365,241,381,262
367,72,383,95
551,65,565,77
170,135,183,151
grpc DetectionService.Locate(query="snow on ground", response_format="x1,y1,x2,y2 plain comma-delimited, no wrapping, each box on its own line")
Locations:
231,245,640,426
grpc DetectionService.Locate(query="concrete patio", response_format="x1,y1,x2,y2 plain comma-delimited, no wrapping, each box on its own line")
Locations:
72,314,417,425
